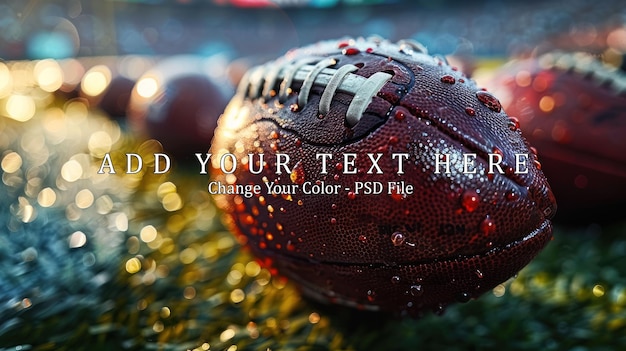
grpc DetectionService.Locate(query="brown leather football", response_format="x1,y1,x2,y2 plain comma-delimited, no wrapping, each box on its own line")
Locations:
488,52,626,221
210,37,556,316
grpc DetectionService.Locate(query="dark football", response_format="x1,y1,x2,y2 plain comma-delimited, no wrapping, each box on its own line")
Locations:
487,52,626,222
210,37,557,316
128,55,233,159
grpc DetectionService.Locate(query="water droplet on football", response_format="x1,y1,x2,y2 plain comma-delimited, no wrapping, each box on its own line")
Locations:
347,191,356,200
461,189,480,212
290,161,305,185
358,234,367,242
367,289,376,302
476,91,502,112
409,285,423,296
343,47,360,56
465,107,476,116
480,216,496,235
391,232,406,246
394,109,406,121
440,75,456,84
475,269,484,279
508,116,520,131
391,275,400,284
505,190,518,201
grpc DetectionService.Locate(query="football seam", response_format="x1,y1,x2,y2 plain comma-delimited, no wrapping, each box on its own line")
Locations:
238,47,528,188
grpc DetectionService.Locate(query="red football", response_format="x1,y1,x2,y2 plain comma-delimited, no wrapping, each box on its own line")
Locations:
487,52,626,221
210,37,556,316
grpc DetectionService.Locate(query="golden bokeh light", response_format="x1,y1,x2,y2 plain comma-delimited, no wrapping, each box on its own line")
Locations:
230,289,245,304
75,189,95,209
539,95,555,113
37,187,57,207
125,257,142,274
1,152,22,173
34,59,63,92
81,65,111,97
69,231,87,248
61,159,83,182
5,95,36,122
140,225,158,243
88,131,113,158
136,76,159,98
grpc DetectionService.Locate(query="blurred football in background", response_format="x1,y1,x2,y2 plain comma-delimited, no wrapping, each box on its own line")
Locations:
128,55,234,160
487,52,626,222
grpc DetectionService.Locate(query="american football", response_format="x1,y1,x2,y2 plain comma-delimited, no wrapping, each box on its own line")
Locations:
210,37,557,316
487,52,626,221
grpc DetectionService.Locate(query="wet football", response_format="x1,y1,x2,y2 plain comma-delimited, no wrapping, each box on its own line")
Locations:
210,37,557,316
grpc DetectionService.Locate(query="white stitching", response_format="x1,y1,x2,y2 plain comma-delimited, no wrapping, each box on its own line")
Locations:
345,72,393,127
278,58,318,103
242,58,393,127
298,58,337,108
319,64,358,116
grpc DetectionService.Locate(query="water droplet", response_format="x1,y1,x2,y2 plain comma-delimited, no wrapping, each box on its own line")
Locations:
508,116,520,131
394,109,406,121
358,234,367,242
458,78,465,83
347,191,356,200
390,188,406,202
461,190,480,212
295,139,302,147
391,232,406,246
391,275,400,284
409,285,423,296
476,91,502,112
366,289,376,302
389,136,398,144
475,269,484,279
343,47,360,56
290,161,305,185
290,104,299,112
331,203,338,210
297,199,303,206
330,218,337,224
457,292,471,303
365,47,374,53
505,190,518,201
464,106,476,116
440,75,456,84
480,216,496,235
270,131,279,139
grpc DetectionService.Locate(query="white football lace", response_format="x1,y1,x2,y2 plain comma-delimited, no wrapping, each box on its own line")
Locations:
240,58,393,127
